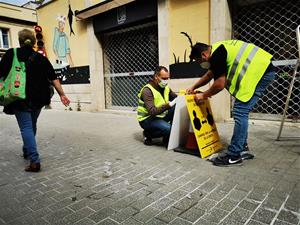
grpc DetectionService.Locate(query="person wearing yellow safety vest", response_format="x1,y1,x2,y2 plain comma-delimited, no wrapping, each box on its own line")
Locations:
187,40,275,166
137,66,177,146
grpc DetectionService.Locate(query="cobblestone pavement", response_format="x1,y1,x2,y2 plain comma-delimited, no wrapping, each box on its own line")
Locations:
0,110,299,225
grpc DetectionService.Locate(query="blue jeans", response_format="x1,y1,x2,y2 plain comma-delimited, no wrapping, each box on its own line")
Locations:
140,107,175,138
228,70,276,156
15,109,41,163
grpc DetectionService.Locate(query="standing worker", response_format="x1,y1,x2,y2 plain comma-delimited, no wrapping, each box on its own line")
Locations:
137,66,177,146
187,40,275,166
0,29,70,172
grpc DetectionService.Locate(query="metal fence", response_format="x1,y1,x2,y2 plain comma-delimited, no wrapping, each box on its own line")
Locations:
233,0,300,121
101,22,158,110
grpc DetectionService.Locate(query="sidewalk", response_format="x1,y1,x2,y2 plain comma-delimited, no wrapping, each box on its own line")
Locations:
0,110,299,225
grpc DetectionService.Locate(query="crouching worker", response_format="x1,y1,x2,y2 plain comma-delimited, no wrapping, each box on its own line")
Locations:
137,66,177,146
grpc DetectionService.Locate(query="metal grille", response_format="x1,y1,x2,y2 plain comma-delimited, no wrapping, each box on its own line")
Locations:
101,22,158,110
233,0,300,120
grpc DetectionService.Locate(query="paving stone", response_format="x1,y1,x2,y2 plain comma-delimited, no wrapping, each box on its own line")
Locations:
216,198,239,211
284,194,300,212
63,207,95,225
110,206,138,223
189,189,206,202
89,198,114,211
169,217,192,225
201,208,228,223
228,189,248,201
172,197,197,211
97,218,119,225
180,182,200,192
43,208,73,224
151,197,175,210
133,207,160,223
89,207,116,223
198,180,218,193
226,207,252,224
26,197,56,211
130,196,155,210
273,219,295,225
251,207,276,224
147,190,170,200
145,218,168,225
156,207,181,223
49,197,74,211
1,110,300,225
262,196,285,210
179,206,205,223
74,218,96,225
195,198,218,211
247,187,269,202
68,198,93,211
168,189,189,200
277,209,299,224
206,189,228,201
120,218,143,225
194,218,217,225
239,199,260,211
245,220,265,225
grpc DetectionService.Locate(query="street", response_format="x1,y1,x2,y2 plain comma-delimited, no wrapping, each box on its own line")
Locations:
0,110,299,225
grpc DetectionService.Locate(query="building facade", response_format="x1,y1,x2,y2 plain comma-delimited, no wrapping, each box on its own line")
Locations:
36,0,299,122
0,2,37,59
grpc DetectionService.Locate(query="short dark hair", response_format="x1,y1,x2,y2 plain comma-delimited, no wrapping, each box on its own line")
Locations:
153,66,168,77
189,42,210,61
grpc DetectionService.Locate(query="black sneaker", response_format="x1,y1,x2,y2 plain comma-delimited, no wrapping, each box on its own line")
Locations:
143,131,152,146
212,153,243,167
240,145,254,160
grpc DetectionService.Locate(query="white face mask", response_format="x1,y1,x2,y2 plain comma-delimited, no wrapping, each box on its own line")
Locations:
158,79,168,88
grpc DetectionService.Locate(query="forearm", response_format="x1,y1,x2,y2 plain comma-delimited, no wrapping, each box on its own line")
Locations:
192,71,213,90
142,88,170,116
146,103,170,116
52,79,66,96
202,76,226,98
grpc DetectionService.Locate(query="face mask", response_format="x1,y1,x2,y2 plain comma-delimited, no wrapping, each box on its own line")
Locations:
158,79,168,88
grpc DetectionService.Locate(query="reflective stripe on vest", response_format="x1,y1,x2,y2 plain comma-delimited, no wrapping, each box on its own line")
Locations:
212,40,273,102
137,84,170,122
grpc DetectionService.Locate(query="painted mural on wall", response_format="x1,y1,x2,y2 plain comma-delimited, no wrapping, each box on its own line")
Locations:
52,2,90,85
170,32,207,79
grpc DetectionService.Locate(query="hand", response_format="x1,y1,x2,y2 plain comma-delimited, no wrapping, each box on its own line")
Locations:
194,93,207,104
168,97,177,107
186,87,195,95
60,95,70,106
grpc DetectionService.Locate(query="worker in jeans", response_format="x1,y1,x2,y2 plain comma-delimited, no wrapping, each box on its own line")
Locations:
137,66,177,146
187,40,275,166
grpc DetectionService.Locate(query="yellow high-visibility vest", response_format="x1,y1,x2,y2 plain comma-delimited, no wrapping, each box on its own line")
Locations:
212,40,273,102
137,83,170,122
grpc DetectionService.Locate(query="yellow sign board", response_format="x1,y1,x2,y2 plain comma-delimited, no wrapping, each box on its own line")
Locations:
185,95,222,158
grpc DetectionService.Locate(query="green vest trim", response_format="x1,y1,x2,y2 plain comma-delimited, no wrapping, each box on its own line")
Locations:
212,40,273,102
137,83,170,122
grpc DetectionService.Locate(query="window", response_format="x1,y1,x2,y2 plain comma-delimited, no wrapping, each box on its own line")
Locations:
0,28,9,49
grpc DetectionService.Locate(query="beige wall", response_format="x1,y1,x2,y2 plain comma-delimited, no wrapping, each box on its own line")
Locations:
169,0,210,64
0,3,36,23
167,0,231,122
37,0,89,66
0,23,34,49
0,3,36,49
167,0,211,115
37,0,92,111
209,0,232,121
